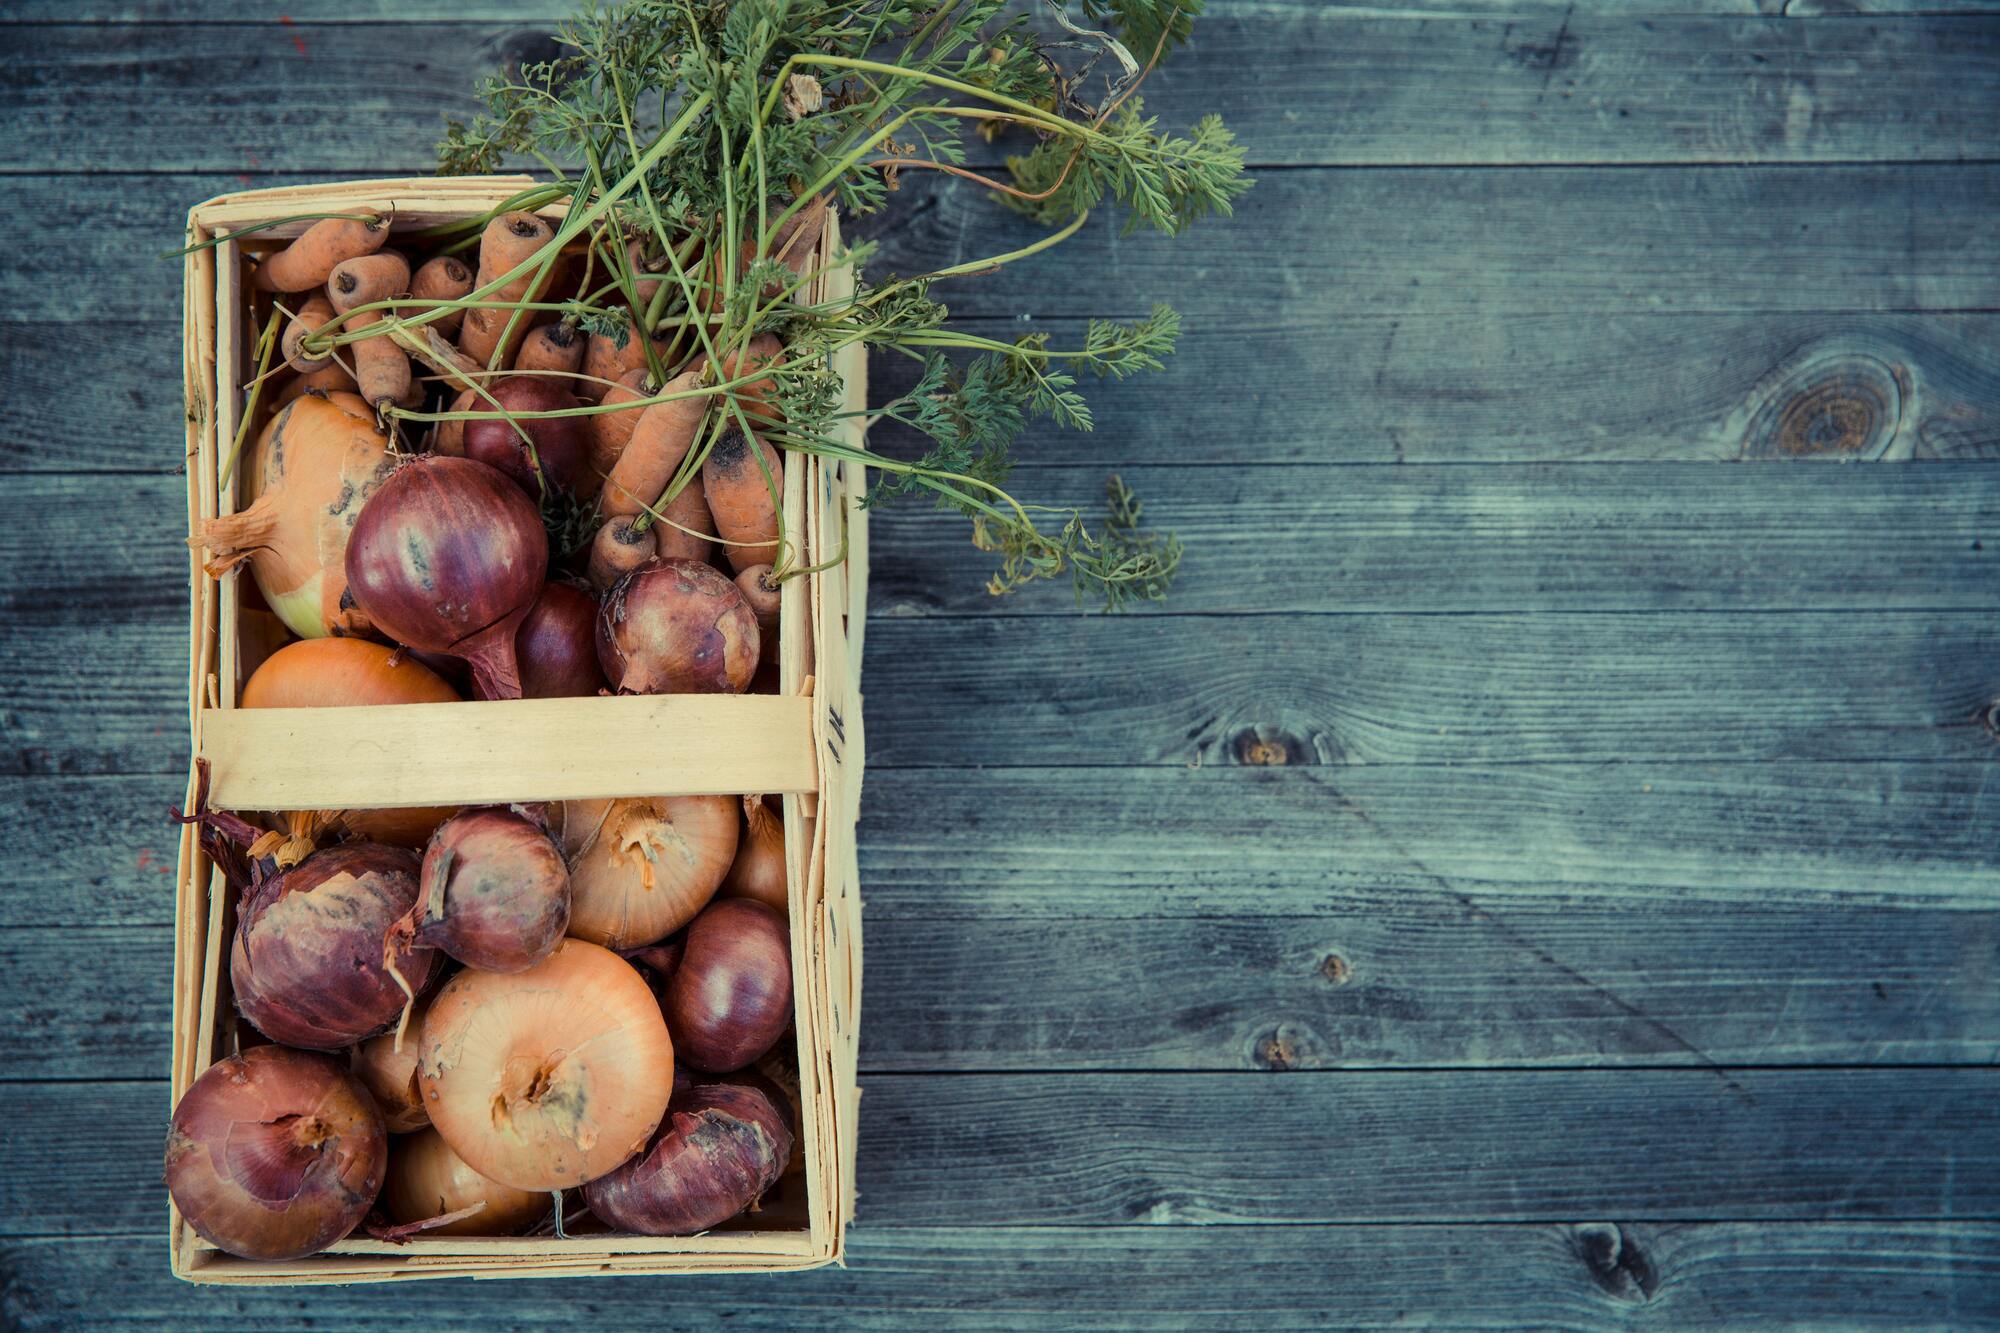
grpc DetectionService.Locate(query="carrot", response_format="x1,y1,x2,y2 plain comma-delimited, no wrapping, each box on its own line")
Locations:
580,320,672,403
515,321,584,376
654,480,716,565
735,564,781,666
587,367,652,480
281,294,336,372
600,371,707,520
327,253,413,411
701,426,783,573
410,255,474,338
253,214,390,293
433,387,475,456
273,363,357,409
627,237,668,308
586,518,655,592
460,211,557,369
692,332,784,429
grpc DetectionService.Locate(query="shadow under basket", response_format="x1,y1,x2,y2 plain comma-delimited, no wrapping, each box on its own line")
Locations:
172,177,867,1284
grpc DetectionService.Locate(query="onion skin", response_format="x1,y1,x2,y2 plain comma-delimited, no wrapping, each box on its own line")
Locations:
597,558,758,695
667,899,792,1073
345,455,548,700
561,795,738,950
460,375,590,499
417,939,675,1190
241,637,461,709
413,808,570,972
719,796,787,915
384,1128,549,1237
516,582,608,698
166,1046,387,1261
231,844,443,1050
196,392,394,640
352,996,432,1133
583,1079,793,1236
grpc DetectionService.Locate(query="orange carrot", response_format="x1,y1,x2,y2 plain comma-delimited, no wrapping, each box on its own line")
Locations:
580,321,672,403
587,367,652,480
433,387,475,455
693,332,784,429
460,212,557,369
327,252,411,314
515,322,584,376
600,371,707,520
273,363,357,409
253,214,390,293
327,253,413,411
410,255,474,338
346,314,412,409
281,293,336,372
653,480,716,565
735,563,781,666
701,426,783,573
586,518,656,592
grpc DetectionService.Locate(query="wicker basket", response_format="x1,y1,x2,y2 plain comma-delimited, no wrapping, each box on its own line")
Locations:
172,178,865,1284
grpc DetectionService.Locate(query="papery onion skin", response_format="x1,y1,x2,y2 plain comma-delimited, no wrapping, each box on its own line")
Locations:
417,938,675,1190
232,844,443,1050
197,392,394,640
352,997,432,1133
460,375,590,499
384,1127,549,1237
667,899,792,1074
344,455,548,700
719,795,787,915
241,637,461,710
516,582,609,699
561,795,738,950
597,558,758,695
583,1078,792,1235
414,807,570,972
166,1046,387,1261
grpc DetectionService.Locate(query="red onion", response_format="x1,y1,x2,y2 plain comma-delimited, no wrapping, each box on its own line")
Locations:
461,375,590,498
719,795,787,916
516,582,608,698
166,1046,387,1260
581,1077,793,1235
232,844,443,1050
666,898,792,1073
345,455,548,700
597,557,759,695
408,807,570,972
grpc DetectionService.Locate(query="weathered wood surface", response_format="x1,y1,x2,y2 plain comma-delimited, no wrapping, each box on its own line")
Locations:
13,167,2000,321
6,1070,1996,1236
15,311,2000,473
4,1226,1995,1330
6,13,1997,170
19,0,2000,18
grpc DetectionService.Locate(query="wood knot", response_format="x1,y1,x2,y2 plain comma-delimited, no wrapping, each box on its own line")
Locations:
1740,349,1905,460
1571,1223,1658,1304
1981,699,2000,741
1250,1022,1330,1071
1319,953,1352,986
1233,727,1310,766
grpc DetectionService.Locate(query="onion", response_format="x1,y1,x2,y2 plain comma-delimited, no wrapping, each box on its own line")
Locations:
560,795,737,950
597,558,758,695
417,939,675,1190
241,638,462,847
231,843,443,1050
582,1078,793,1235
384,1128,549,1237
166,1046,387,1260
345,455,549,700
352,995,432,1132
516,582,608,698
407,807,570,972
460,375,590,499
196,391,394,640
667,898,792,1073
719,795,787,915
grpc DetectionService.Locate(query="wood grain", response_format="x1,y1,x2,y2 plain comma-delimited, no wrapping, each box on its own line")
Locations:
6,14,1995,171
8,1070,1995,1236
1,1225,1991,1328
16,312,2000,474
13,168,2000,323
16,0,2000,18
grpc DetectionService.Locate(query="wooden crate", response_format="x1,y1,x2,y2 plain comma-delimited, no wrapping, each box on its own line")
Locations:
173,178,867,1284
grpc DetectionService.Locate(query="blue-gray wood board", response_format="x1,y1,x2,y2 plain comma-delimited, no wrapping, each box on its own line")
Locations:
1,1,1995,1325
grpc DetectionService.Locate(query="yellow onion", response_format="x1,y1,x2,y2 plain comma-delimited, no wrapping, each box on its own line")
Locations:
417,939,675,1190
384,1128,549,1237
559,795,738,950
351,995,433,1133
195,391,394,639
719,795,787,915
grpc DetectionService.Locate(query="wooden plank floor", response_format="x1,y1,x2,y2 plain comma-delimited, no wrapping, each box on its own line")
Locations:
2,1,1996,1324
